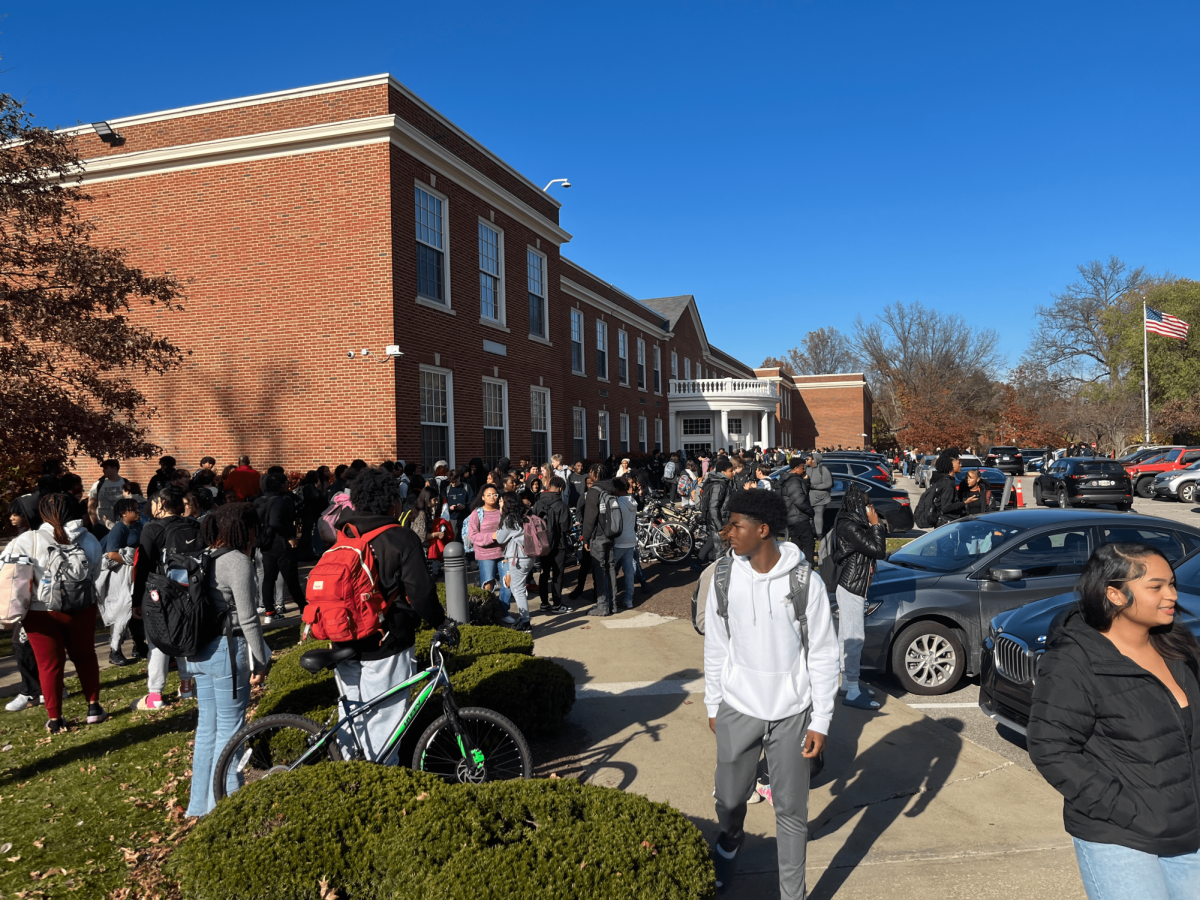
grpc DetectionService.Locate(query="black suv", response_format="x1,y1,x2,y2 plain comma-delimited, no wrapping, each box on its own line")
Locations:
984,446,1024,475
1032,458,1132,511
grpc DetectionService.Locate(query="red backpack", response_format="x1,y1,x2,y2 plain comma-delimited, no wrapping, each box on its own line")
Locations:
303,523,399,642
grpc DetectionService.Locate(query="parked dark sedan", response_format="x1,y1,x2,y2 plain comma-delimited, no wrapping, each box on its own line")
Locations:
1032,458,1133,510
980,536,1200,734
984,446,1024,475
1020,448,1053,473
858,510,1200,695
954,466,1020,509
820,458,895,486
769,469,913,534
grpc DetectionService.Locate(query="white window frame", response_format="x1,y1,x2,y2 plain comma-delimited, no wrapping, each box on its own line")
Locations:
638,415,647,453
636,338,646,390
617,330,629,385
619,413,630,453
530,386,552,464
573,406,586,460
482,376,510,465
527,245,549,341
477,218,505,326
570,308,585,375
418,364,455,470
684,357,691,381
671,350,678,380
654,417,663,451
597,410,610,458
596,320,609,381
414,180,451,310
653,345,661,393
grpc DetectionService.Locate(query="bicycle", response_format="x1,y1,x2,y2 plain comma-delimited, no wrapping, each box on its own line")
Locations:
211,630,531,802
635,501,694,563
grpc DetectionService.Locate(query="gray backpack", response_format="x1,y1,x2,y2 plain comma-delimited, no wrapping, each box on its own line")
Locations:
691,554,812,658
45,539,95,613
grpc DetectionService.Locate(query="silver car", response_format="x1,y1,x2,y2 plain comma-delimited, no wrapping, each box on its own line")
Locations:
1150,461,1200,503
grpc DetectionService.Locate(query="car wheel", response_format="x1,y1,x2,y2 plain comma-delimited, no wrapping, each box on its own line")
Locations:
1057,486,1073,509
1181,483,1197,504
892,621,965,695
1033,483,1045,506
1135,477,1154,498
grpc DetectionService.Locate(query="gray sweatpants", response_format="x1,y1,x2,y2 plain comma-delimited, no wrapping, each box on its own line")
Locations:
145,633,190,694
812,502,829,537
334,649,415,766
836,584,866,687
714,701,812,900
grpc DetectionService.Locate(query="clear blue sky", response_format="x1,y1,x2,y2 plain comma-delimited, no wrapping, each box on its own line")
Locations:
6,1,1198,371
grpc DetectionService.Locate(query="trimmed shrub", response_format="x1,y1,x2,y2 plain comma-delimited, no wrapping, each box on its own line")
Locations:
412,624,533,671
171,764,715,900
252,639,340,724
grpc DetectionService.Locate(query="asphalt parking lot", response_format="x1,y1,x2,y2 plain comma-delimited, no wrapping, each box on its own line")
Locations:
883,469,1200,771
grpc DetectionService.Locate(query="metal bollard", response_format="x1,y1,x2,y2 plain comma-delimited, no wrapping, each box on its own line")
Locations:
442,541,469,623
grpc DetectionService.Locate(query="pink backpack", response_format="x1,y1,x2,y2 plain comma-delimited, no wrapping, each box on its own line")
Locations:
317,491,354,544
523,515,551,557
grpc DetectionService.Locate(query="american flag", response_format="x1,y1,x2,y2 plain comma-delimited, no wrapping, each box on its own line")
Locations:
1146,306,1190,340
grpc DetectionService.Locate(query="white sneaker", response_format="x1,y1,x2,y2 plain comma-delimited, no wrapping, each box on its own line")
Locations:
256,606,266,616
5,694,36,712
262,614,276,626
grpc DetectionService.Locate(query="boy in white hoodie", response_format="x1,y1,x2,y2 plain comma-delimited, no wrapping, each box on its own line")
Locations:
704,489,839,899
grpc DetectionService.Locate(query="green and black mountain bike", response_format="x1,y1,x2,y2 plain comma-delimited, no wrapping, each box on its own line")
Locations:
211,629,531,802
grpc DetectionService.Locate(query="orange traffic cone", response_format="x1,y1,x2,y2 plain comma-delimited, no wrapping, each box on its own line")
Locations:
1013,478,1025,508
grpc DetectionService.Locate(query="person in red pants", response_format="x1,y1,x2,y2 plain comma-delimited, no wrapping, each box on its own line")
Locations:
11,493,109,733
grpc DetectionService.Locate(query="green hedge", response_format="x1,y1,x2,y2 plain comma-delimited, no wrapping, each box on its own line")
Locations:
171,762,715,900
255,628,572,739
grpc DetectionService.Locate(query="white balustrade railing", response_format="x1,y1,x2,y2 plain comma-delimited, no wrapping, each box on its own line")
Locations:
668,378,778,397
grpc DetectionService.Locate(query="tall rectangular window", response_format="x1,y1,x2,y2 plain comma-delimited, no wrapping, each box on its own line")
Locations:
671,350,678,379
573,407,586,460
684,358,691,380
653,346,661,393
619,413,630,453
654,418,663,452
530,387,550,465
570,309,585,374
596,321,608,379
419,368,450,473
729,417,743,435
527,248,547,338
597,411,609,459
636,339,646,389
638,416,647,453
483,380,507,469
617,331,629,385
415,185,445,303
478,222,501,322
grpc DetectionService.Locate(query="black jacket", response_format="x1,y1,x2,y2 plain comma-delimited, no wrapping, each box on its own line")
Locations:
702,472,732,529
580,479,617,547
929,472,965,523
254,490,297,549
1028,609,1200,856
778,471,814,527
567,472,588,509
132,515,201,608
330,514,446,661
834,512,888,597
531,491,572,554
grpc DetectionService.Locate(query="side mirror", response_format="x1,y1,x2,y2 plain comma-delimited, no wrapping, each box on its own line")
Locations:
989,568,1023,582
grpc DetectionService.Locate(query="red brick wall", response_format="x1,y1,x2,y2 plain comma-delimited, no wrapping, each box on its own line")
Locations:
796,386,870,450
83,142,396,487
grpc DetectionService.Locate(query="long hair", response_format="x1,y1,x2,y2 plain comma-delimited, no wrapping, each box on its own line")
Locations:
840,485,870,525
1076,542,1200,667
499,491,528,531
201,502,260,553
38,493,76,544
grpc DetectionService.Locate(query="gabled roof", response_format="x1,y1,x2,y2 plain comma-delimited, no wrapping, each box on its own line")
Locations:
640,295,694,330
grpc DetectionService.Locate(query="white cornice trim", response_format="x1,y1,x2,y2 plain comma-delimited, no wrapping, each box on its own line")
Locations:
561,277,673,338
559,257,664,320
792,379,868,390
66,115,571,245
60,72,561,212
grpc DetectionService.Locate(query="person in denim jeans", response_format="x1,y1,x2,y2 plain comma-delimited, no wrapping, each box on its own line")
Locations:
185,503,270,816
466,486,503,593
611,476,639,610
493,493,533,631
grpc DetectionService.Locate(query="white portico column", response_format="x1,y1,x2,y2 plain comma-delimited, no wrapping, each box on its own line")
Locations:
719,409,729,453
760,411,770,448
769,413,776,448
669,411,679,453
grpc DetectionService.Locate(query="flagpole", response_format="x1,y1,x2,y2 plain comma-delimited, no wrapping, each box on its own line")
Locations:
1144,301,1151,443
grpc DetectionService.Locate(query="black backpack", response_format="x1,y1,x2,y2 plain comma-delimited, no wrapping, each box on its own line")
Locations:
143,519,240,698
913,487,938,529
595,487,624,540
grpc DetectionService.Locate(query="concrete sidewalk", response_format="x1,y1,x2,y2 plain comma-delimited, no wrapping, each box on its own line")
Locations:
530,605,1085,899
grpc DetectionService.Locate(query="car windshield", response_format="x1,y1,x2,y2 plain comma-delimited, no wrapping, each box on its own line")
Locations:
958,456,983,468
1075,462,1125,476
889,520,1029,573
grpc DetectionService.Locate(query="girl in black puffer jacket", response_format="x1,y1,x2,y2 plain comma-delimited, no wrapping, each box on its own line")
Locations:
833,487,888,710
1029,542,1200,898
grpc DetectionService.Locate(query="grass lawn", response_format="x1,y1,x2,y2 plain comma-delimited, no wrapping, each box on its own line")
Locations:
886,537,916,553
0,621,301,899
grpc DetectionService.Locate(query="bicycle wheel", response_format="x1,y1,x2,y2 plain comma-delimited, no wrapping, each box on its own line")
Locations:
212,713,342,803
652,523,693,563
413,707,531,783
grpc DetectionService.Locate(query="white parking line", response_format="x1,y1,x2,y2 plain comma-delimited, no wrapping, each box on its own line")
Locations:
575,678,704,699
906,702,980,709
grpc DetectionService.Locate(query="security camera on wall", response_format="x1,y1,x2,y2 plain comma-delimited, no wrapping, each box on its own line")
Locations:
346,350,355,358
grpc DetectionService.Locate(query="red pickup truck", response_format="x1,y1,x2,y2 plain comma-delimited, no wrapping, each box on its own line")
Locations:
1126,446,1200,497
